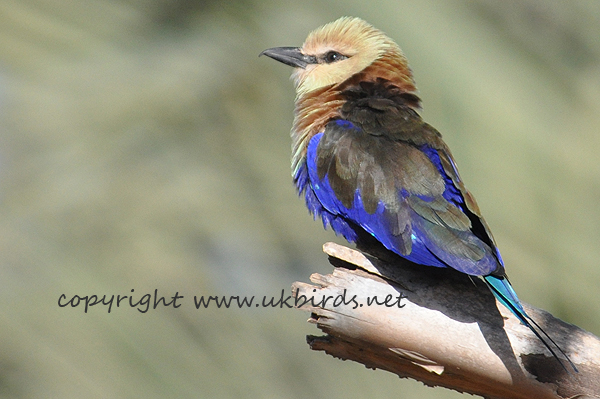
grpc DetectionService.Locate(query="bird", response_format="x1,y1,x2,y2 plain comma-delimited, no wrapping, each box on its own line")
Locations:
260,16,576,372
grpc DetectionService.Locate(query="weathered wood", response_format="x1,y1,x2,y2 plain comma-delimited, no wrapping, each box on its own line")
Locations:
292,242,600,399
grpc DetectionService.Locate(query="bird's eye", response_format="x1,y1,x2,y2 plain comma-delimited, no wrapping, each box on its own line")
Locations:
323,51,347,63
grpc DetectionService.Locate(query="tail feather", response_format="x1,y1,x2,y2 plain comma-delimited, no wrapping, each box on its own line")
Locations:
483,275,578,373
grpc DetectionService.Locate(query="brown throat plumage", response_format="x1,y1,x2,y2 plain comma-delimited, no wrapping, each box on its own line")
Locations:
291,54,420,177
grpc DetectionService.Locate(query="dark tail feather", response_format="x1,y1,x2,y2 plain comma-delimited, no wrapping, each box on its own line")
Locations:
484,275,578,373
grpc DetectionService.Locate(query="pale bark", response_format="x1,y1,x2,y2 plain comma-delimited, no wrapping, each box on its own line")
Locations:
292,242,600,399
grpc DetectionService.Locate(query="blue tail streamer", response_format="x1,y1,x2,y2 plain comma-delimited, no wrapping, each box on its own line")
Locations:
483,275,578,373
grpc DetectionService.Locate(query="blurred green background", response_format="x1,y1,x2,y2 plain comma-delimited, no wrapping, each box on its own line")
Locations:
0,0,599,398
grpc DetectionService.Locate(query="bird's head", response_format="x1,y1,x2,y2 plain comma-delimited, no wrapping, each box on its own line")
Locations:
261,17,416,96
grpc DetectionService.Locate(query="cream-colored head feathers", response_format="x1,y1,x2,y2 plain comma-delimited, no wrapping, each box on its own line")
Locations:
292,17,409,96
263,17,418,177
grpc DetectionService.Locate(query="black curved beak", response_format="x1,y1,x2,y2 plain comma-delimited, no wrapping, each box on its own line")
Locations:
259,47,317,69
